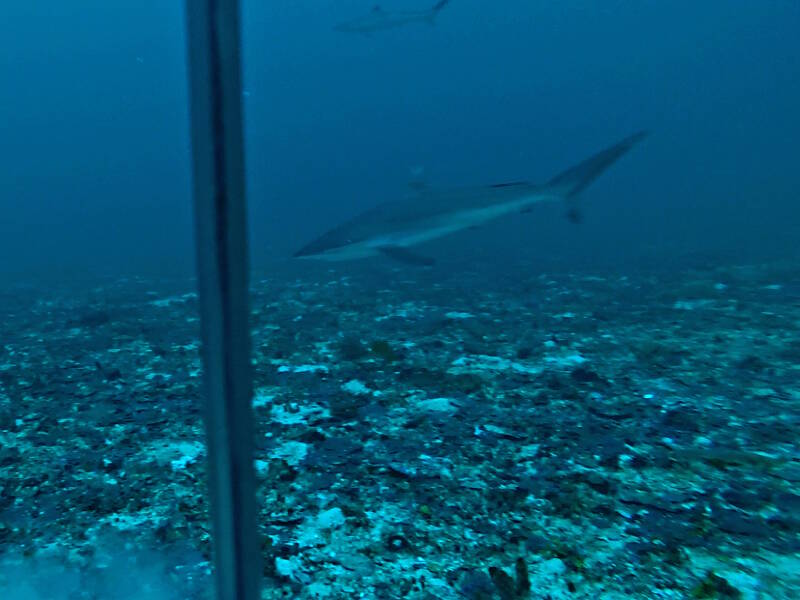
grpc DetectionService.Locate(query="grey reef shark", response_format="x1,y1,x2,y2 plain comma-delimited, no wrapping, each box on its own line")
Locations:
294,131,648,266
335,0,452,33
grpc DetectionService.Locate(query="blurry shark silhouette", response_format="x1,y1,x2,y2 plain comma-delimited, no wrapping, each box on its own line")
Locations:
335,1,452,33
294,132,648,265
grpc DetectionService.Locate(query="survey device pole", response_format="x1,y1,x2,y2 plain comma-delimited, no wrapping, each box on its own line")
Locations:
184,1,260,599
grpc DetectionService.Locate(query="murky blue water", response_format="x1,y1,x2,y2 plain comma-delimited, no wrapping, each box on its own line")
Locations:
1,2,799,598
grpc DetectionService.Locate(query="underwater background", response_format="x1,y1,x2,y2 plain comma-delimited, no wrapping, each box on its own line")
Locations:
1,1,799,598
2,0,799,278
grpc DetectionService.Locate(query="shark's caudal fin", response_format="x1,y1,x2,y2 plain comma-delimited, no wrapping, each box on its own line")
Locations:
547,131,648,198
427,0,451,21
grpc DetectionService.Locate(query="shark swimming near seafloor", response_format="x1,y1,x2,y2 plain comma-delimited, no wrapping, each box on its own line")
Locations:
335,1,452,33
294,131,648,265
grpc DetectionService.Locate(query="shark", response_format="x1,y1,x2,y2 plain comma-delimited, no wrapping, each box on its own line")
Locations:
334,1,452,33
294,131,648,265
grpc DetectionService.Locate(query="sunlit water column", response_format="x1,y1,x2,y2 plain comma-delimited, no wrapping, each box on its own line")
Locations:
184,1,260,599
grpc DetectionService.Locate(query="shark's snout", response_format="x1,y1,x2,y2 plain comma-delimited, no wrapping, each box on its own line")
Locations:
292,243,319,258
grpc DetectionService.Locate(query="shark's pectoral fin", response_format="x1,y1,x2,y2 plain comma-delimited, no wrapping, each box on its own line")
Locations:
378,246,436,266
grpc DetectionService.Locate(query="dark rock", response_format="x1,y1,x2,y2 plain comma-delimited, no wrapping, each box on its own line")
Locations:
721,485,769,511
660,407,702,434
305,436,362,468
488,566,516,600
571,366,607,385
713,509,772,538
525,533,548,553
337,335,367,361
357,402,387,420
458,571,495,600
774,492,800,514
734,354,769,373
515,346,533,360
515,557,531,595
584,472,614,496
595,437,627,468
384,533,411,553
691,570,743,599
0,446,21,468
369,339,398,362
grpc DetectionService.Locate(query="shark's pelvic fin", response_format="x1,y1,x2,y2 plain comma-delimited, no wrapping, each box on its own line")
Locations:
566,206,583,224
548,131,648,198
378,246,436,266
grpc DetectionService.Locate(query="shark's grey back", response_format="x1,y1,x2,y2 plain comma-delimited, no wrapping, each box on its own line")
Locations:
339,130,648,231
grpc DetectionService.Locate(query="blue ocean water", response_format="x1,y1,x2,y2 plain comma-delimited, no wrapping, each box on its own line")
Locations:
1,2,799,598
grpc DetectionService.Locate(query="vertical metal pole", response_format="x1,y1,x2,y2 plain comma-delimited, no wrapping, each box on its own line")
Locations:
184,2,260,600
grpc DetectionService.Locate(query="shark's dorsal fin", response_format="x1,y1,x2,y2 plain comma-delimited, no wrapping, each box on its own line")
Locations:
408,165,427,192
378,246,435,266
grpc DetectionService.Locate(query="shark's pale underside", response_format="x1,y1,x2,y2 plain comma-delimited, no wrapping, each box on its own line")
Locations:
335,1,452,33
294,131,648,265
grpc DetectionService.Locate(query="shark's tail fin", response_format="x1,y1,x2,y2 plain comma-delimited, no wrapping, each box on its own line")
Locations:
547,131,648,198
